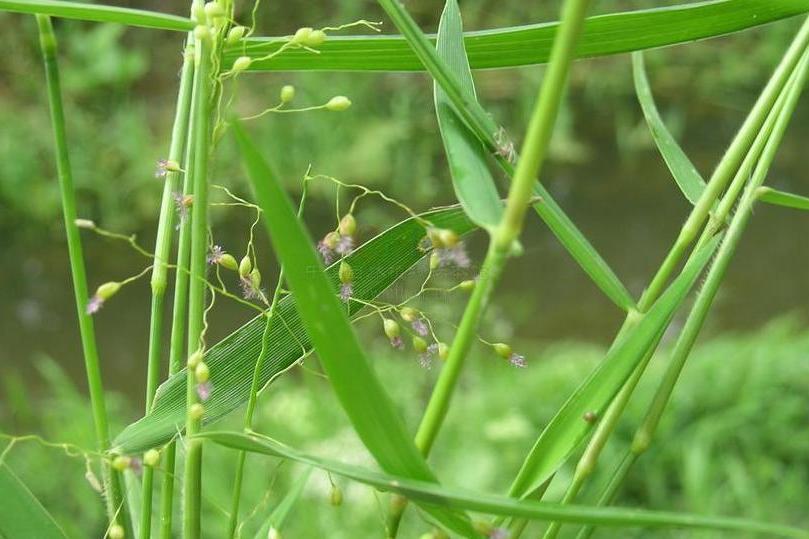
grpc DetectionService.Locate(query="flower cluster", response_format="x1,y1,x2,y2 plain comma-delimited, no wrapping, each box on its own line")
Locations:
318,213,356,265
381,311,449,370
425,227,470,268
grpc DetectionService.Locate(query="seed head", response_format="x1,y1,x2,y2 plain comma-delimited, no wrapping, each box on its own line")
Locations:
143,449,160,467
250,268,262,290
268,528,281,539
383,319,400,340
111,455,131,472
459,279,476,292
493,343,512,359
194,362,210,384
305,29,327,48
96,281,121,300
108,523,125,539
239,255,253,278
291,27,313,45
583,411,598,423
226,25,246,46
339,261,353,284
191,0,206,23
400,307,418,322
232,56,252,73
412,336,428,354
339,214,357,236
155,159,180,178
438,228,459,247
188,350,203,369
325,96,352,112
189,403,204,420
219,253,238,271
280,84,295,103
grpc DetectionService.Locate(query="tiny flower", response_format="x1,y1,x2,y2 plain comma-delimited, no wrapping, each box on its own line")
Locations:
339,282,353,303
207,245,225,265
389,336,403,349
86,295,104,315
325,96,352,112
329,484,343,506
143,449,160,467
509,353,526,368
196,380,212,401
437,243,470,268
335,234,354,256
129,457,143,476
155,159,180,178
419,343,439,370
173,191,193,223
226,25,246,46
189,403,204,420
240,274,263,300
280,84,295,103
411,318,429,337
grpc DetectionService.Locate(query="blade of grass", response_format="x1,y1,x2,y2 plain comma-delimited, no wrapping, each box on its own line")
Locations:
197,431,809,539
35,14,130,535
232,120,479,538
226,1,809,72
251,467,312,539
0,464,67,539
632,51,706,204
756,186,809,209
1,0,193,31
434,0,502,232
507,234,721,499
113,206,477,454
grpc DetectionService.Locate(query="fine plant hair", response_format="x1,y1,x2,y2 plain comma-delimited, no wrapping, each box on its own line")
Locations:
2,0,809,538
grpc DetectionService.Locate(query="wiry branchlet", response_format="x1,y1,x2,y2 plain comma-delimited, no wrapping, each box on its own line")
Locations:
187,350,203,369
189,403,205,420
194,362,210,384
325,96,351,112
280,84,295,103
143,449,160,467
232,56,252,73
291,27,313,45
108,523,125,539
226,25,246,46
339,214,356,236
111,455,131,472
329,484,343,506
459,279,476,292
239,255,253,278
74,218,96,229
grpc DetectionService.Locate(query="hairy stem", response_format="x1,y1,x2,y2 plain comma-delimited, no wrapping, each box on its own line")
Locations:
35,13,130,535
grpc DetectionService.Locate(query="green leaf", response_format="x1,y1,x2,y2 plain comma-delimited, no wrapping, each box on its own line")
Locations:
231,120,478,538
632,52,706,204
757,186,809,210
224,1,809,72
252,467,312,539
508,234,723,499
199,431,808,539
0,464,67,539
113,206,476,454
434,0,503,231
0,0,193,31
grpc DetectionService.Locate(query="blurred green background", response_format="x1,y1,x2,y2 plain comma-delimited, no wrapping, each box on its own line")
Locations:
1,0,808,537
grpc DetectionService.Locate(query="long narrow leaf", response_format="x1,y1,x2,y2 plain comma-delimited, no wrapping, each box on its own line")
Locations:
434,0,503,231
757,186,809,210
252,467,312,539
0,464,67,539
633,52,706,204
113,206,477,454
0,0,192,31
199,431,808,539
224,1,809,71
508,234,722,498
232,121,478,537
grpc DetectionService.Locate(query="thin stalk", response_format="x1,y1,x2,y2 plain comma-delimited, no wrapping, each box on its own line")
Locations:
542,40,807,539
386,1,591,535
35,14,131,535
575,49,809,539
227,191,307,538
158,78,197,539
184,27,214,539
139,34,195,539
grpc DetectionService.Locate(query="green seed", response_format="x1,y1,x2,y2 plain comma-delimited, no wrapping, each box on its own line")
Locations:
239,255,252,277
325,96,351,112
143,449,160,467
187,350,203,368
329,485,343,506
189,403,204,420
339,261,353,284
291,27,313,44
232,56,252,73
459,279,476,292
95,281,121,300
111,455,131,472
383,319,400,339
493,342,512,359
305,29,327,47
412,336,428,353
250,268,262,290
400,307,418,322
218,253,238,271
226,25,246,46
339,214,357,236
194,362,210,383
280,85,295,103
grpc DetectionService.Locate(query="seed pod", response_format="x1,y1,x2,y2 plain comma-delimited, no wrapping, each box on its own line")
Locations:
383,319,400,340
143,449,160,467
325,96,351,112
305,29,327,47
249,268,262,290
96,281,121,301
323,231,340,249
111,455,131,472
493,342,512,359
429,251,441,270
226,25,246,46
187,350,203,368
108,523,125,539
232,56,252,73
459,279,475,292
189,403,204,420
329,485,343,506
218,253,238,271
195,362,210,383
339,214,356,236
193,24,211,42
412,336,428,353
399,307,417,322
239,255,253,277
74,218,96,229
280,84,295,103
204,1,225,21
437,342,449,361
339,261,353,284
291,27,313,44
438,228,459,247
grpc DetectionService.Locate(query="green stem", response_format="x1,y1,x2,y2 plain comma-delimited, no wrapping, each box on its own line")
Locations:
576,47,809,539
35,13,130,535
387,0,590,535
184,26,214,539
140,34,195,539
